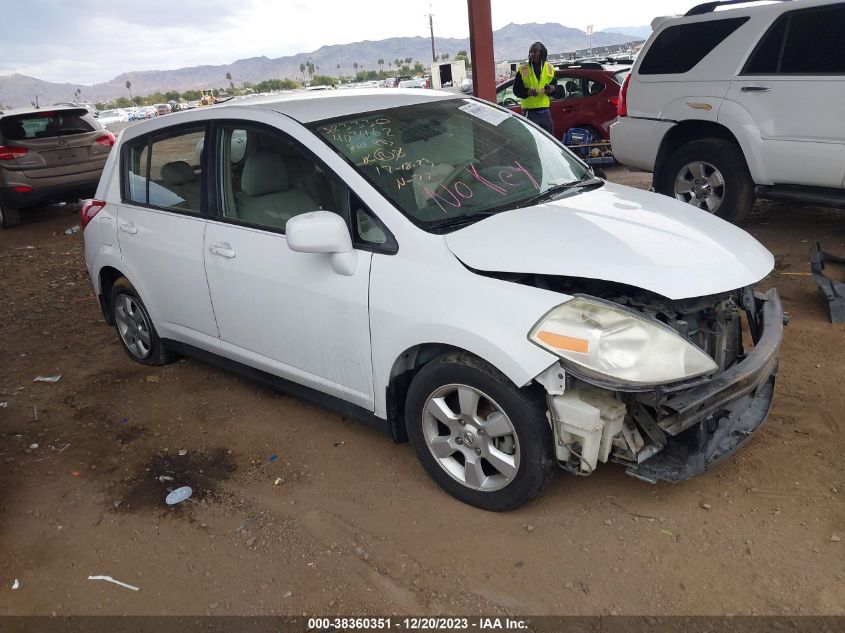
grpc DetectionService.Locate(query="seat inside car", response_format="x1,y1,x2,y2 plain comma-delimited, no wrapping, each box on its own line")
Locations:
234,148,319,228
160,160,201,209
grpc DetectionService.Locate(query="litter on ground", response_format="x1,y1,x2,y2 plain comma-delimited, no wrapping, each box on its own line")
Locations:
87,575,140,591
165,486,193,505
33,375,62,383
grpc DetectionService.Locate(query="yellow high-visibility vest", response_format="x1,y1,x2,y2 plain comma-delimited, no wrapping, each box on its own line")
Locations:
519,62,555,109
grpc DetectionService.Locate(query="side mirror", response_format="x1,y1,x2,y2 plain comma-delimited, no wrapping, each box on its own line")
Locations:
286,211,357,276
552,84,565,100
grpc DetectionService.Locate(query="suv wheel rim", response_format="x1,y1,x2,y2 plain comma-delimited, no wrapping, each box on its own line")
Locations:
114,294,153,359
674,161,725,214
421,384,520,492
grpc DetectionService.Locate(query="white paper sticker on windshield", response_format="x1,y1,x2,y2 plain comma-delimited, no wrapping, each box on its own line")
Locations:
459,101,510,126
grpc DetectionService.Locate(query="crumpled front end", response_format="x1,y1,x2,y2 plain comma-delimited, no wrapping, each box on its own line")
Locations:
536,287,783,483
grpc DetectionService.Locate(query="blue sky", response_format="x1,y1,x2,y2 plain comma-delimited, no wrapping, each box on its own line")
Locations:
4,0,689,84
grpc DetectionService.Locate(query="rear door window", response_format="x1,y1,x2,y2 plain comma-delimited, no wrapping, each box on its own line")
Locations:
123,126,206,213
639,17,749,75
743,4,845,75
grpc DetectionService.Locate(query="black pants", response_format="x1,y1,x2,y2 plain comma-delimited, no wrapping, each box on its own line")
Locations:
524,108,554,136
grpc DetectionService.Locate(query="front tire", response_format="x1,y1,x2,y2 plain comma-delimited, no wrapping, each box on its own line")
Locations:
656,138,754,224
405,352,554,511
0,203,21,228
110,278,173,366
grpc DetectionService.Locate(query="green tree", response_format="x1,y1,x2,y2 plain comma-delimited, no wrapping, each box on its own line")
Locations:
114,96,131,108
306,61,315,80
353,62,359,74
377,58,384,72
455,50,471,70
299,62,306,79
440,53,450,62
413,61,425,73
164,90,180,102
125,80,134,106
312,75,336,87
226,72,235,94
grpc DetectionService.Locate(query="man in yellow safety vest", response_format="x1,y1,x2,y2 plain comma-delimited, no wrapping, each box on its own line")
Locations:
513,41,558,136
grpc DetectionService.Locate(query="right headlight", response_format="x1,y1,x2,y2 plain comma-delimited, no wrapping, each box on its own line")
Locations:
528,297,718,386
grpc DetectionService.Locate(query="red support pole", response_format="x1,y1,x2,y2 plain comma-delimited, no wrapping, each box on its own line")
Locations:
467,0,495,103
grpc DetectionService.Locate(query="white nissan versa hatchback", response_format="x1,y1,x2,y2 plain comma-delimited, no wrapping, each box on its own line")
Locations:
83,90,784,511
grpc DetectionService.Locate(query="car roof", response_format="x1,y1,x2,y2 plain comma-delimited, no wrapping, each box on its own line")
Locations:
0,105,92,119
211,88,460,123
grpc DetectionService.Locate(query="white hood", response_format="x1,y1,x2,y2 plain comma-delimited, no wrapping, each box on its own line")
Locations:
444,182,773,300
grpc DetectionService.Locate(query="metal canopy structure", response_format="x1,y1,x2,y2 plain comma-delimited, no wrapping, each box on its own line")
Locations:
467,0,496,102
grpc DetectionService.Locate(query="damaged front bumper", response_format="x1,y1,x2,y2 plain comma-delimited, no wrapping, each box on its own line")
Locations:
545,288,784,483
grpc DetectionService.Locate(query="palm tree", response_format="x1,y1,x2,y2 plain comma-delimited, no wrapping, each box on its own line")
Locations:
353,62,359,75
299,62,306,79
336,63,341,77
225,72,235,94
394,58,401,69
377,58,384,73
125,80,134,106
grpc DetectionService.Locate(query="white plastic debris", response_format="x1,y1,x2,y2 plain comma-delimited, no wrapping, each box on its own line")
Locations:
33,375,62,383
0,402,7,408
158,475,174,483
87,575,139,591
12,579,19,590
177,449,187,456
29,443,38,450
64,225,80,235
165,486,193,505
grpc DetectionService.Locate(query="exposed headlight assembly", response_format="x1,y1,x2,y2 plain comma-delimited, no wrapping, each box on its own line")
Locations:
529,297,718,386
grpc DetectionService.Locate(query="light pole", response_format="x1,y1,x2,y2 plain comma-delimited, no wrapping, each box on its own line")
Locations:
587,25,593,57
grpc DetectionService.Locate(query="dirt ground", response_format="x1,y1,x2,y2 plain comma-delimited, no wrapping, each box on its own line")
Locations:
0,167,843,616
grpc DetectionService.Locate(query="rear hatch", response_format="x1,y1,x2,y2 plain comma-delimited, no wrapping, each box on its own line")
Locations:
0,109,110,179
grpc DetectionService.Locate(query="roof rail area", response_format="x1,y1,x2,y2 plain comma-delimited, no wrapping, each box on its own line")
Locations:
685,0,791,16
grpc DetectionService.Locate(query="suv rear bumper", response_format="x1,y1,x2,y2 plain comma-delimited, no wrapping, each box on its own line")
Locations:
0,179,99,209
610,117,674,172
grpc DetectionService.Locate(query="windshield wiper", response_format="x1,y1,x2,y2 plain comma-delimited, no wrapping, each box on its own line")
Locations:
517,175,602,208
427,211,501,232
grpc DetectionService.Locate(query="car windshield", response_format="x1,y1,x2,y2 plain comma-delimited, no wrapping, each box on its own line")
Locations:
312,98,593,231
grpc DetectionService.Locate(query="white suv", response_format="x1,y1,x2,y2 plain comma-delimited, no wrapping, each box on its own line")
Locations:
611,0,845,223
82,90,783,510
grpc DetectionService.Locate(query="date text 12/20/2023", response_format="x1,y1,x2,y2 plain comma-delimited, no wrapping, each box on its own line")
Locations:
306,617,530,630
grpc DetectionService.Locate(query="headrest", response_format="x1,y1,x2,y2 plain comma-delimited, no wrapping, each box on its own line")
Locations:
241,149,290,197
160,161,196,186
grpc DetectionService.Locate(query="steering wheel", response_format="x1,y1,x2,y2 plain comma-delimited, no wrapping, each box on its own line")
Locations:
441,158,481,190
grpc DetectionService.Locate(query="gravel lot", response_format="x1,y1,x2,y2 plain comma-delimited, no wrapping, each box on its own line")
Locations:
0,167,842,615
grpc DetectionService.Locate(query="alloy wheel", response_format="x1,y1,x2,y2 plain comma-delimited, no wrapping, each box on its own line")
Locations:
114,294,153,360
421,383,520,492
674,160,725,214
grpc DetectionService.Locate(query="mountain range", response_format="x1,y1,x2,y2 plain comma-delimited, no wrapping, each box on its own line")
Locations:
0,22,645,108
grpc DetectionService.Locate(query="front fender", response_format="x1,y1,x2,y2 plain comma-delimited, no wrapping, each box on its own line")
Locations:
369,252,562,419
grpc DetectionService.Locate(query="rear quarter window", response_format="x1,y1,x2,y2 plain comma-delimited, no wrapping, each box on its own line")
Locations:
639,17,749,75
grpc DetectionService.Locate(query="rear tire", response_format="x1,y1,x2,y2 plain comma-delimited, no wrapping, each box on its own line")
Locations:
110,277,174,366
404,352,554,511
0,203,21,228
655,138,754,224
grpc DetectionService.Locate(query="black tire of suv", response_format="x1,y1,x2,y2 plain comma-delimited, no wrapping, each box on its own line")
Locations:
404,352,554,512
656,138,755,224
0,203,21,228
110,277,174,366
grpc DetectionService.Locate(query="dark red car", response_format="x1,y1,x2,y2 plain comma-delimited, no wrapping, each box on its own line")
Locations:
495,63,629,141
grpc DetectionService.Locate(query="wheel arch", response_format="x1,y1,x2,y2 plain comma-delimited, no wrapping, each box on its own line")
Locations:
384,343,548,444
97,265,127,325
652,120,748,188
